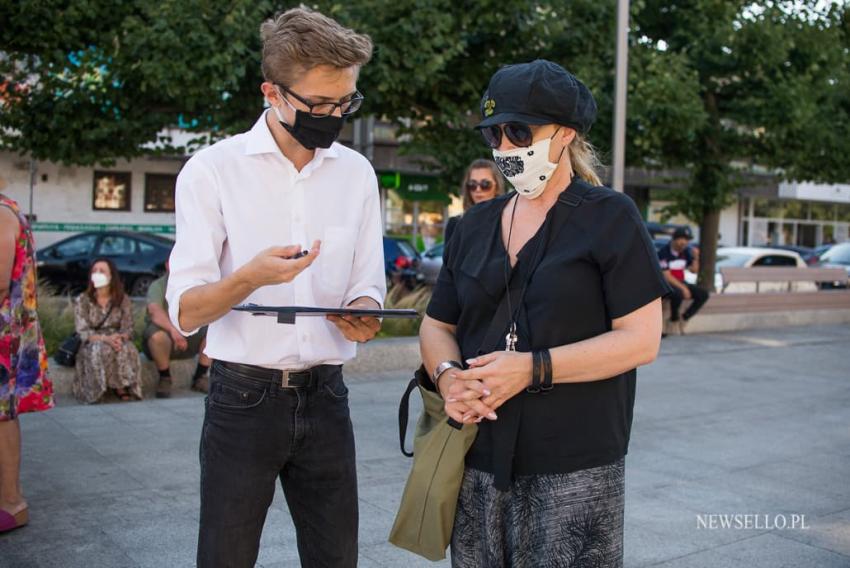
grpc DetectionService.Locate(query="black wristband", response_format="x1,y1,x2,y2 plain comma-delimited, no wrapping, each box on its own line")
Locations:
527,350,542,394
540,349,553,393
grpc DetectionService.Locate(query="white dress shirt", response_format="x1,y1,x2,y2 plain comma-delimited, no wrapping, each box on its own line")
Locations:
166,111,386,369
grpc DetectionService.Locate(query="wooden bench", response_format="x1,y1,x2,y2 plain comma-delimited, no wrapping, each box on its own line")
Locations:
718,267,849,293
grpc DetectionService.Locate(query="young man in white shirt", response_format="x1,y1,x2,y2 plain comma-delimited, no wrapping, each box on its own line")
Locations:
165,8,385,567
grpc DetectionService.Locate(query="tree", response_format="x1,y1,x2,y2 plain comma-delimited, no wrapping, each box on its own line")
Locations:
0,0,272,165
633,0,850,289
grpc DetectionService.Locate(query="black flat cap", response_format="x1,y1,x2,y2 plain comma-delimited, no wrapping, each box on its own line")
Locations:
672,227,694,240
477,59,597,134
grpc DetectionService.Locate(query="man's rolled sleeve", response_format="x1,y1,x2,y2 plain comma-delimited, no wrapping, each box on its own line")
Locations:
343,174,387,308
166,156,226,336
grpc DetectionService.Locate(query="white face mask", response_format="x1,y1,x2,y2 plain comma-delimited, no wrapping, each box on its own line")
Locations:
492,128,564,200
91,272,110,289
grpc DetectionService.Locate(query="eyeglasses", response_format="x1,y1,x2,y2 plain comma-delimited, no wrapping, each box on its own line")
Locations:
466,179,494,192
480,122,533,149
276,84,364,118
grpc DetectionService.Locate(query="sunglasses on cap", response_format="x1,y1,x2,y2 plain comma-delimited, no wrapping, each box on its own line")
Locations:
480,122,533,149
465,179,494,192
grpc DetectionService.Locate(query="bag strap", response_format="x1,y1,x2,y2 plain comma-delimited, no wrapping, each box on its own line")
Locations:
476,182,593,356
92,302,116,331
398,376,419,457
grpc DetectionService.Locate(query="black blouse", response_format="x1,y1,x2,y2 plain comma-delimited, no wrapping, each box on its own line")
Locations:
426,178,671,490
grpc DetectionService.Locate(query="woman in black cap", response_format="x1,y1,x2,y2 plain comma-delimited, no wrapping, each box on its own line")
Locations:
420,59,671,567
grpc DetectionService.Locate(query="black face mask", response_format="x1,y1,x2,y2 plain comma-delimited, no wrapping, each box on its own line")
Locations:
277,108,345,150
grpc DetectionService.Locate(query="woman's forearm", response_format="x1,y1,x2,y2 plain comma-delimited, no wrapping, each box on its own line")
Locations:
551,327,659,384
177,268,257,332
419,315,462,382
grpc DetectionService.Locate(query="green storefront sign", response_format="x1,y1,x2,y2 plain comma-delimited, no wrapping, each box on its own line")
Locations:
378,171,449,203
32,222,175,234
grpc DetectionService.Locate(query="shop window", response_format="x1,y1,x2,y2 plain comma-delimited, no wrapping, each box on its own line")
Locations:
809,202,835,221
782,200,807,220
144,174,177,212
753,198,784,219
93,171,132,211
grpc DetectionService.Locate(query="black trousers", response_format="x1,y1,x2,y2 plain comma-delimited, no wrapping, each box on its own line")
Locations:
668,283,709,321
197,361,358,568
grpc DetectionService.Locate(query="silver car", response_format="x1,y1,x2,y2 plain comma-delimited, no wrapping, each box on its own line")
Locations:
421,243,445,285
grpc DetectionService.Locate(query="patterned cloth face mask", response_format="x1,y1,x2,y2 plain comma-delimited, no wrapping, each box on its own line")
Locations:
492,127,563,200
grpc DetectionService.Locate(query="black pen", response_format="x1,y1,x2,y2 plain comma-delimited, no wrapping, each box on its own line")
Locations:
289,250,309,259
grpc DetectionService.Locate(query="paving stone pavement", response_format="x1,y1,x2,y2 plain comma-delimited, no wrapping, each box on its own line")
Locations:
1,325,849,567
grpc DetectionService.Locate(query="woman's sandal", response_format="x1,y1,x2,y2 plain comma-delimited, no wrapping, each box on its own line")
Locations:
0,507,28,533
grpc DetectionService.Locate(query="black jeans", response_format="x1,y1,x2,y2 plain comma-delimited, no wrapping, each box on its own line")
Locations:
197,361,358,568
668,282,709,321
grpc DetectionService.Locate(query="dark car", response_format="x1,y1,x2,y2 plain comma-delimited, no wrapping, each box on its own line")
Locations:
37,231,174,296
383,236,424,289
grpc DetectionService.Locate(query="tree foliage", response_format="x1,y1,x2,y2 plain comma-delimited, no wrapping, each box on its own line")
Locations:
2,1,848,289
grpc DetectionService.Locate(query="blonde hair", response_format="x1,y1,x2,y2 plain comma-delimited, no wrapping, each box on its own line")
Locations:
260,7,373,86
461,159,505,211
568,133,603,187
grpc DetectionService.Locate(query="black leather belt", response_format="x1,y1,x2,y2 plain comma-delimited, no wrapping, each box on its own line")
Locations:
215,361,340,389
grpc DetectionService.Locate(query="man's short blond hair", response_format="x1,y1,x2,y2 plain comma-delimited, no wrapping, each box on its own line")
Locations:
260,7,373,87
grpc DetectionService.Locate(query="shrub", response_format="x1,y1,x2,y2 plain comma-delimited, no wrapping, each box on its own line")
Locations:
379,284,432,337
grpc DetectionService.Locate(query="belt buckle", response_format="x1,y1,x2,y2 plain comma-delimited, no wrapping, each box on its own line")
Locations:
281,370,295,389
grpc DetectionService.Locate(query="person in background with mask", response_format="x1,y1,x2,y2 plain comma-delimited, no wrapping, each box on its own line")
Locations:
73,258,142,403
165,7,385,567
444,159,505,244
419,60,671,567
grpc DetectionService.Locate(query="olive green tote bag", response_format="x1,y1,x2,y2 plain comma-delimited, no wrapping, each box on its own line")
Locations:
388,365,478,561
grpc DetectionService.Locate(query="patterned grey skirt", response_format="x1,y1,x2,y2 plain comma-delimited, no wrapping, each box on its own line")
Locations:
451,458,625,568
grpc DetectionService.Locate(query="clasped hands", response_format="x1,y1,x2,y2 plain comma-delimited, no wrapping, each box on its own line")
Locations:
93,333,128,352
437,351,533,424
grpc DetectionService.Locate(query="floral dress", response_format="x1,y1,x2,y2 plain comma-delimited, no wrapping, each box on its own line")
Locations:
73,294,143,403
0,194,54,421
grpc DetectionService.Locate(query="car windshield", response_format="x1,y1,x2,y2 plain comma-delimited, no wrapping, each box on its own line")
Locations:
820,244,850,265
396,240,418,258
428,244,444,257
715,252,751,268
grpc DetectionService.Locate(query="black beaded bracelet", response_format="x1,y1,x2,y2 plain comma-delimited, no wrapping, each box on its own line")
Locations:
527,350,542,393
540,349,554,394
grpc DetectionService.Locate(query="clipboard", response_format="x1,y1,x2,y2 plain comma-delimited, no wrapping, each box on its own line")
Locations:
233,303,420,325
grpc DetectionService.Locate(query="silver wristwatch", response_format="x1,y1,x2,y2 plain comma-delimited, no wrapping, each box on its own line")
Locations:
433,360,462,388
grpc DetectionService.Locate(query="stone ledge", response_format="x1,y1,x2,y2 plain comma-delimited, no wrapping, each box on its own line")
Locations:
683,308,850,334
48,356,200,398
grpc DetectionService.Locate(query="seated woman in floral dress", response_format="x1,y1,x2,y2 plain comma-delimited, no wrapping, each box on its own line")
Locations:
73,258,142,403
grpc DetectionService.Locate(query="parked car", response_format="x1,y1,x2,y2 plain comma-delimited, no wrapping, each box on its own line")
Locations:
766,244,820,266
816,242,850,288
37,231,173,296
420,243,445,285
712,246,811,293
383,236,424,289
